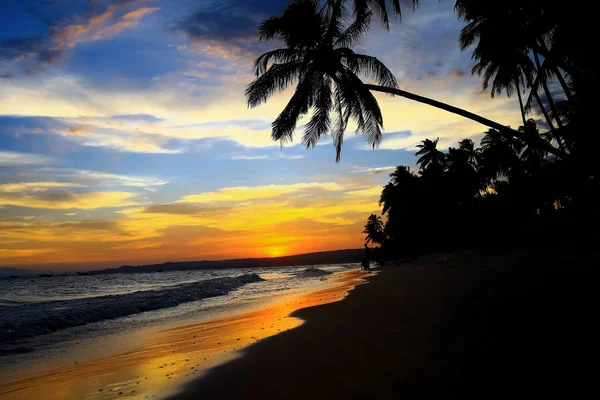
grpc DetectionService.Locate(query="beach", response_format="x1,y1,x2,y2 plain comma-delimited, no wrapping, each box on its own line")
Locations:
171,247,596,399
1,248,596,399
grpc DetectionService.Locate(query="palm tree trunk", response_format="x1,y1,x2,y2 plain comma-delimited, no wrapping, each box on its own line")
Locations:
538,40,576,104
515,81,527,126
533,51,564,129
534,92,555,131
532,42,574,81
364,84,567,160
534,92,565,152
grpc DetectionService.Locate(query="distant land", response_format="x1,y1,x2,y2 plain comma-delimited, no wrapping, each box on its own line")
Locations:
0,249,365,277
0,267,38,278
96,249,364,274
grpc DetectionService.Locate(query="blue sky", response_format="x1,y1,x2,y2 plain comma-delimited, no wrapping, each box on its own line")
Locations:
0,0,526,269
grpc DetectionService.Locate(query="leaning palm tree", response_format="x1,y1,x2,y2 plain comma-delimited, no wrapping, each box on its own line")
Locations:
247,0,566,162
415,138,445,170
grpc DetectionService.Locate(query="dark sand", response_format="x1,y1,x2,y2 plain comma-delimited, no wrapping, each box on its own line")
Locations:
172,248,597,399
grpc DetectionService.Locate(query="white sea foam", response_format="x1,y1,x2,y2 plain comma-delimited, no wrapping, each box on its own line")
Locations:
0,273,263,343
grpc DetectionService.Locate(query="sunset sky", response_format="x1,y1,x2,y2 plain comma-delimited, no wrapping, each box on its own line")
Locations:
0,0,524,270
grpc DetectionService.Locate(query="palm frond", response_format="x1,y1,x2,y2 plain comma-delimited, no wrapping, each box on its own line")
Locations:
334,10,371,48
253,49,306,76
302,76,333,149
340,51,398,88
332,90,351,162
324,0,347,44
246,61,304,108
271,70,318,143
257,0,323,49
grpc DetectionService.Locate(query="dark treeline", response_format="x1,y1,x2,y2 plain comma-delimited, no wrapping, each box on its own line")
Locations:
361,0,597,260
363,127,575,260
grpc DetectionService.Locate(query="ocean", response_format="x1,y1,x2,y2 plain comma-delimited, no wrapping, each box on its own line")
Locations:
0,264,356,356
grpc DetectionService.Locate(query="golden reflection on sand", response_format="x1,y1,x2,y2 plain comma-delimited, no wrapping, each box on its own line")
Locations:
0,269,368,400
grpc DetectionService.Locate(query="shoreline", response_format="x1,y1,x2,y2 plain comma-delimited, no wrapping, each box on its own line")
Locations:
170,248,596,399
0,269,367,399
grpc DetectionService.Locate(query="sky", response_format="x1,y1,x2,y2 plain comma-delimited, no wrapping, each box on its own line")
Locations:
0,0,525,270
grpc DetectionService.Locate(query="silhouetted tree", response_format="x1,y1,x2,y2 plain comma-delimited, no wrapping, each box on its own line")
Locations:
415,138,445,171
363,214,385,245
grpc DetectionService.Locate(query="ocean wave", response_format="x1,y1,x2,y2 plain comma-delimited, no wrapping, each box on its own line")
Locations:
297,267,332,277
0,273,263,344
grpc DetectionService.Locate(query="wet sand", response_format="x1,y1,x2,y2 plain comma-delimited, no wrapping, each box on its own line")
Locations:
170,248,597,399
0,270,367,399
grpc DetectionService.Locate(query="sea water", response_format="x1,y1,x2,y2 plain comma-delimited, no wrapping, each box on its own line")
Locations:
0,264,355,355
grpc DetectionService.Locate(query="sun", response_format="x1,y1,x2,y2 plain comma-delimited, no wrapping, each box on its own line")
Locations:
266,246,288,258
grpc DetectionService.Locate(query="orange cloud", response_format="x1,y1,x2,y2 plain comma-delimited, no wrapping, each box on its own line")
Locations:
52,5,117,49
448,69,466,78
51,5,159,50
92,7,159,40
66,126,86,136
182,40,253,61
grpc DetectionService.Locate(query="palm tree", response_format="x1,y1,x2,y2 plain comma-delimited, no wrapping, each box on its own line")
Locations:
415,138,445,171
246,0,566,162
455,0,583,157
459,13,533,126
363,213,385,245
456,0,568,143
519,119,548,167
479,128,523,180
458,138,481,168
347,0,419,29
389,165,415,187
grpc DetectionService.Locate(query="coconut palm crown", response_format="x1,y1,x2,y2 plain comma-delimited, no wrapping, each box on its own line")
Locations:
246,0,398,161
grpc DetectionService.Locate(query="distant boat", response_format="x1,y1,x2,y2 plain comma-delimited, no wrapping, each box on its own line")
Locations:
77,271,95,276
38,270,54,278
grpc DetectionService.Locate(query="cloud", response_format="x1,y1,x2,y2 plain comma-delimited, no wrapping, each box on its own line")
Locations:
144,203,232,215
0,37,44,63
352,166,397,175
0,191,138,209
174,0,288,63
54,220,121,231
227,152,305,161
0,2,158,69
66,126,86,136
0,151,53,166
37,168,168,190
448,69,466,78
0,182,80,193
175,1,287,42
91,7,160,40
178,182,344,204
0,176,383,266
191,41,254,61
108,114,165,123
